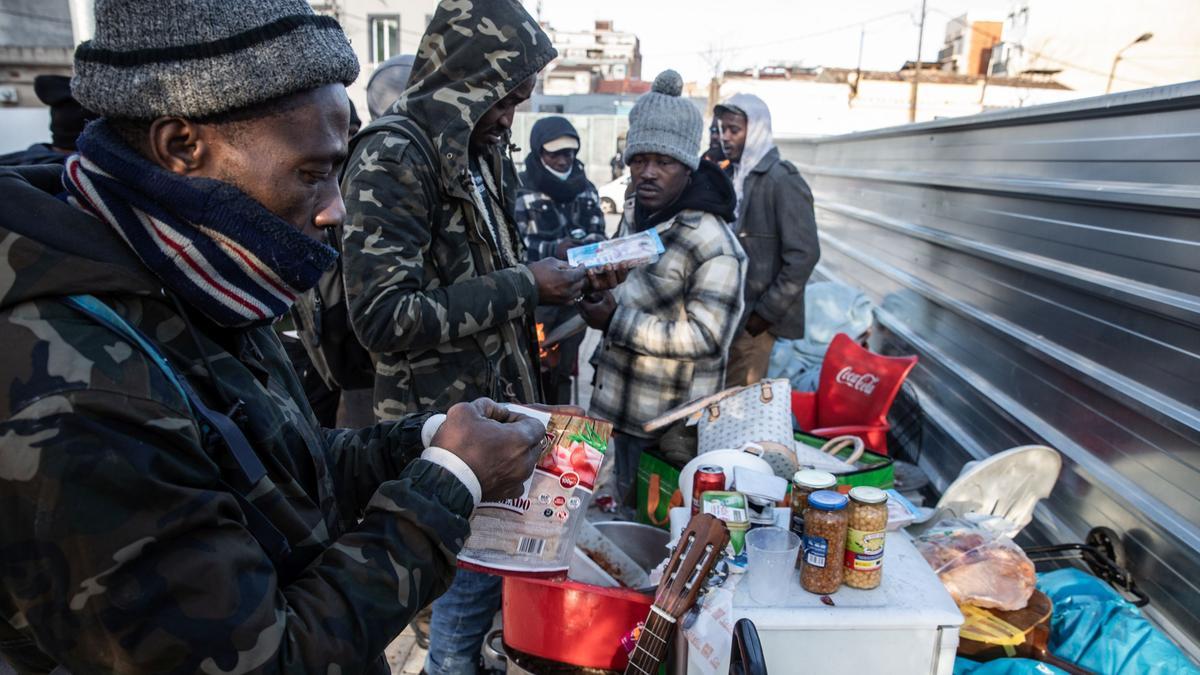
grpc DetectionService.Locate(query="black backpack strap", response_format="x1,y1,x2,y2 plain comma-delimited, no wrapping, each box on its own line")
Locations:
343,114,439,200
61,295,291,565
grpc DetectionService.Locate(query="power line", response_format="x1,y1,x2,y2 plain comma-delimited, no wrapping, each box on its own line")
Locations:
926,7,1158,87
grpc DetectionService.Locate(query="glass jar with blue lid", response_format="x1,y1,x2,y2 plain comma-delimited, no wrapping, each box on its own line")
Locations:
800,490,850,594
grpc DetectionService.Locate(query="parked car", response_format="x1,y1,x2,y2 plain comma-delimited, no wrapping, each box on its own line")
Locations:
598,172,631,214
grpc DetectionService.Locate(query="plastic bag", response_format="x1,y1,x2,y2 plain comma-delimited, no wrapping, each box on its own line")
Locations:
768,281,874,392
916,518,1036,611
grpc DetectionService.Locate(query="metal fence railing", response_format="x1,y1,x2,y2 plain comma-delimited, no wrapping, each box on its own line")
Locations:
778,81,1200,654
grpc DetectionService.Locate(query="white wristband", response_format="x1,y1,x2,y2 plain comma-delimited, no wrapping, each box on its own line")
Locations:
420,446,482,507
421,414,447,448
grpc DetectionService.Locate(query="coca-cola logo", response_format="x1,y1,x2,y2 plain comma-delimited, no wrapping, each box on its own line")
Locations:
836,366,880,395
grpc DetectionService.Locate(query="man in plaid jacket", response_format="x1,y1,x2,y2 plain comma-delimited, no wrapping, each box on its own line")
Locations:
579,70,747,504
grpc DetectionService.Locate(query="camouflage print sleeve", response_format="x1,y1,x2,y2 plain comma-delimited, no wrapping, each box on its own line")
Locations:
0,393,471,674
341,134,537,354
322,412,434,523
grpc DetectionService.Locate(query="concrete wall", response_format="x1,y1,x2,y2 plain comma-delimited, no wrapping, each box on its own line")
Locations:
0,0,73,48
718,77,1078,137
315,0,437,119
0,108,53,154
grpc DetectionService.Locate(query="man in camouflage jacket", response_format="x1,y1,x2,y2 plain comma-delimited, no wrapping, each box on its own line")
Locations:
0,1,545,673
340,2,611,672
341,0,588,423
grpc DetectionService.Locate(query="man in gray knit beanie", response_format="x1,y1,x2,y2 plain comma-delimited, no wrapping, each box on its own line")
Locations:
0,1,550,673
73,0,360,119
623,69,703,170
580,69,747,505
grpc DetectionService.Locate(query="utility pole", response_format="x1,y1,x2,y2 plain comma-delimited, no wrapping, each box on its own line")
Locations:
851,24,865,102
701,43,726,112
908,0,927,123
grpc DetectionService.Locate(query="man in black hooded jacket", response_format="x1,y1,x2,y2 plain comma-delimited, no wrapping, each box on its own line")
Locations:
515,116,606,403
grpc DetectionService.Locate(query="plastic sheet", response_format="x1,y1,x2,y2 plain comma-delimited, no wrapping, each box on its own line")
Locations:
953,569,1200,675
916,519,1037,611
953,657,1067,675
768,281,874,392
1039,568,1200,675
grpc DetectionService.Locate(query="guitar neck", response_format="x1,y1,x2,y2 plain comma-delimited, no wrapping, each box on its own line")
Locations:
624,606,677,675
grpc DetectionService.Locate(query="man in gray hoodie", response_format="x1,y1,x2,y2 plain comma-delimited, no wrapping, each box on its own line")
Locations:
715,94,821,385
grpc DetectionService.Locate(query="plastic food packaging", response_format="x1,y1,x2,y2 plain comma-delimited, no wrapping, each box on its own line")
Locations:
458,409,613,574
701,490,750,573
567,229,664,269
915,518,1037,611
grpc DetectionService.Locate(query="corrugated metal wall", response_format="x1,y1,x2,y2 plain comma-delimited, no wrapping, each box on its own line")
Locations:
778,82,1200,651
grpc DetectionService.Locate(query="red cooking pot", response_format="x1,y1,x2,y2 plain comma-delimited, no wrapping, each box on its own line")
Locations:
502,575,653,671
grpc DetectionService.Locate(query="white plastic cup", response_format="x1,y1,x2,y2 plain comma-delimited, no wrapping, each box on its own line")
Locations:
745,526,801,605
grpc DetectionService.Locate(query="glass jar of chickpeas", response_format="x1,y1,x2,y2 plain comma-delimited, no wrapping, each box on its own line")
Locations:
790,470,836,565
844,486,889,590
800,490,849,595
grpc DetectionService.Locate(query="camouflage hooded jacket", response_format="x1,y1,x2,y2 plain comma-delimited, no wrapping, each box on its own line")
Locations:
0,165,473,674
341,0,558,420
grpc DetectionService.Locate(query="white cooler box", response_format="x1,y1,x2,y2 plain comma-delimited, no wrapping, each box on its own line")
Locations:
685,532,963,674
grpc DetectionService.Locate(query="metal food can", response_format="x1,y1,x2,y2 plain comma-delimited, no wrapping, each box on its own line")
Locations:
692,466,726,515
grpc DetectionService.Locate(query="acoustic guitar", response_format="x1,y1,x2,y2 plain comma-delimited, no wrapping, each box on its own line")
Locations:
624,513,730,675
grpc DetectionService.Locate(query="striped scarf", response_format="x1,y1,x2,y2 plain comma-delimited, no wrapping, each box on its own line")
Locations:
63,120,337,327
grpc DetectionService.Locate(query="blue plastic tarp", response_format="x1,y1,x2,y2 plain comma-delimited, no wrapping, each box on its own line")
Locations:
953,569,1198,675
1039,568,1198,675
954,658,1067,675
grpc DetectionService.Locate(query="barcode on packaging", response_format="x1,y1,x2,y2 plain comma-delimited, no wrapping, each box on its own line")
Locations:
516,536,546,556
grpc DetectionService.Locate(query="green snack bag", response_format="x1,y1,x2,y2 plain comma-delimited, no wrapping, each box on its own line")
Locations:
701,491,749,572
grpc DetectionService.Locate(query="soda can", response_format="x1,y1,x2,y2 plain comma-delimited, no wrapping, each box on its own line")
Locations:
692,466,726,516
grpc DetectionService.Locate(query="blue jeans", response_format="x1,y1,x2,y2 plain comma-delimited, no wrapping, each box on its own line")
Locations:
424,568,502,675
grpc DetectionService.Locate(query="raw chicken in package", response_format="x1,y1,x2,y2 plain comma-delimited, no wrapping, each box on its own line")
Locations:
915,518,1037,611
457,405,613,574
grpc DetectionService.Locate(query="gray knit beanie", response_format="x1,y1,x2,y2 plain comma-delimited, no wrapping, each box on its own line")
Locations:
624,70,702,170
72,0,360,119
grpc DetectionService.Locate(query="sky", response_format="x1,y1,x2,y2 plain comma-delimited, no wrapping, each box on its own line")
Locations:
521,0,1015,83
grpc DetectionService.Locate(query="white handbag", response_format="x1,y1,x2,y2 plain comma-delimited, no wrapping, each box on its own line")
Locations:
695,379,794,454
643,379,799,479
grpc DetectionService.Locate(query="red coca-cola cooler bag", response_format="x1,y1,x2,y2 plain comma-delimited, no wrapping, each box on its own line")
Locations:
792,333,918,455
